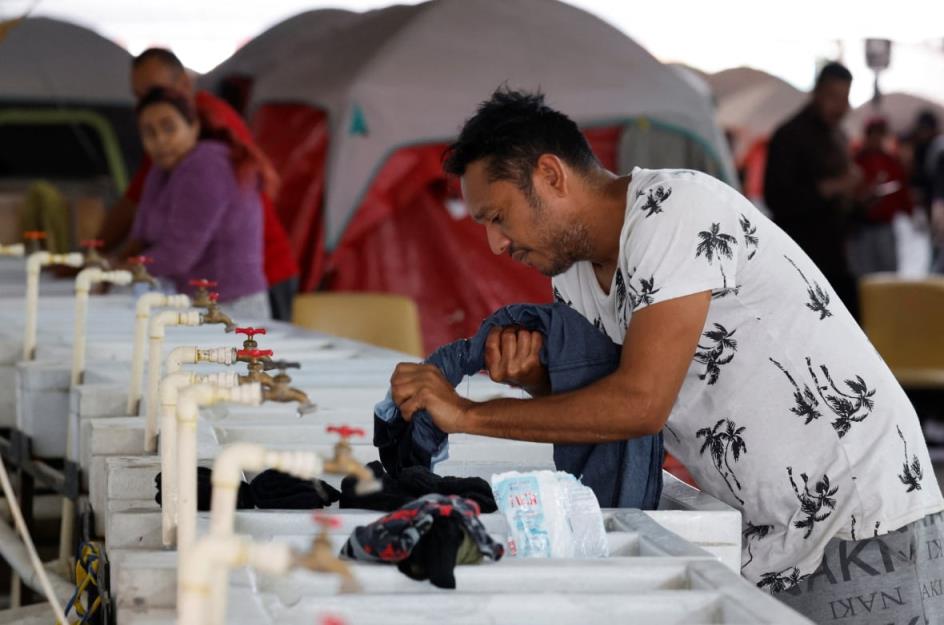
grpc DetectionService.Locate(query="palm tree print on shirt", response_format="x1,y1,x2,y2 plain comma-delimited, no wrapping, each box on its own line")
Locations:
758,567,802,592
616,267,660,324
806,358,876,437
743,521,774,568
739,214,759,260
696,418,747,504
696,223,738,264
640,185,672,218
552,285,572,307
694,323,737,384
788,467,838,539
769,357,822,424
897,425,924,492
785,256,832,320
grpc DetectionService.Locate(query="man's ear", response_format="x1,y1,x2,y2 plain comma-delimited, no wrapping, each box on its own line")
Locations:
534,154,568,198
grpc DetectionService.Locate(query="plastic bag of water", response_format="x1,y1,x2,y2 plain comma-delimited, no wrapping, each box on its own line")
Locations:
491,470,608,558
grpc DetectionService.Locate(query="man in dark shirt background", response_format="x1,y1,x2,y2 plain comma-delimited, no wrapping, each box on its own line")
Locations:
764,62,861,318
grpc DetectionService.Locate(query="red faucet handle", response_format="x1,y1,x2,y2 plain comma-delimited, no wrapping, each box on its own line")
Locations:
326,425,365,439
128,255,153,266
81,239,104,249
23,230,47,240
313,513,342,530
237,349,274,359
235,327,267,338
188,278,218,288
320,617,348,625
208,292,219,303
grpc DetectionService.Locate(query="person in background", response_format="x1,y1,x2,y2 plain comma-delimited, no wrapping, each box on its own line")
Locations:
98,48,300,320
764,62,861,318
920,114,944,273
908,110,940,215
128,87,268,317
849,116,912,276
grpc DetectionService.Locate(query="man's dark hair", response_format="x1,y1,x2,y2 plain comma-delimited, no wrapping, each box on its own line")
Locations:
814,62,853,90
443,88,600,201
132,48,185,74
916,109,940,131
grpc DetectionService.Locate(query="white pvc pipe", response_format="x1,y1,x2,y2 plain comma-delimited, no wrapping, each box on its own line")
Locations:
159,371,239,547
22,252,83,360
166,346,235,376
175,383,262,554
144,310,202,453
127,294,190,415
178,534,292,625
210,444,323,538
207,444,323,625
62,268,132,569
71,268,132,387
0,243,25,256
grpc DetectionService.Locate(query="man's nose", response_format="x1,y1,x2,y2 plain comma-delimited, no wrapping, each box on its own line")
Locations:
485,223,510,256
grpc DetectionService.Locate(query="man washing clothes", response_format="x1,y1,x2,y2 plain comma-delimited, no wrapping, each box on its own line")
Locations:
389,88,944,623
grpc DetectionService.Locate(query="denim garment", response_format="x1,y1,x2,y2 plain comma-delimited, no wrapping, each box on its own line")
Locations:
373,303,663,509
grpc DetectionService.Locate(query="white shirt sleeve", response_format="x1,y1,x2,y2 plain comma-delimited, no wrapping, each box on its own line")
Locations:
616,175,741,323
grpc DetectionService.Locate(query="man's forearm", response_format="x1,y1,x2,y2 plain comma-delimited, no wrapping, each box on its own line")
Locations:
460,375,659,444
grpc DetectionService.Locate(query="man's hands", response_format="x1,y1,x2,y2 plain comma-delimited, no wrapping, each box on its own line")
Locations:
483,326,550,396
390,363,471,434
389,325,549,435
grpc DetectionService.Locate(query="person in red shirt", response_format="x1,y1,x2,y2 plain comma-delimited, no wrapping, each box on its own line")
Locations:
99,48,299,319
850,116,913,276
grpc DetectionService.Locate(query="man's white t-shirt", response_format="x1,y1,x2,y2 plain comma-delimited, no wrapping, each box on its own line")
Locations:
552,167,944,589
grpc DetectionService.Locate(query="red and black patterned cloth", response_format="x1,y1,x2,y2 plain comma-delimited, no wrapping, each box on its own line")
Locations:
341,494,504,588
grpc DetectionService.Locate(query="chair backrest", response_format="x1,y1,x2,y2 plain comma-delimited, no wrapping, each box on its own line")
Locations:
292,292,423,357
860,274,944,388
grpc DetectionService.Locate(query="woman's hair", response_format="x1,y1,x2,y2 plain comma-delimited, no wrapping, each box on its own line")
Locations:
136,86,279,197
136,86,197,125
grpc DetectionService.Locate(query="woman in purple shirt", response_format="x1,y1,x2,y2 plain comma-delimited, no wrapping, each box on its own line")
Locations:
129,87,269,317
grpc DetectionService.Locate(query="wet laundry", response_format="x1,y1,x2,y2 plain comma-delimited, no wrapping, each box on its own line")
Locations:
154,467,339,511
341,493,503,589
339,460,496,513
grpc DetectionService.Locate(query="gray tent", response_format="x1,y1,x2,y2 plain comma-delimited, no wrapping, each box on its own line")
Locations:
0,16,131,105
844,92,944,140
708,68,805,161
199,9,358,98
250,0,737,250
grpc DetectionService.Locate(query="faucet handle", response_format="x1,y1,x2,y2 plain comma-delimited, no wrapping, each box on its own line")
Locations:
128,255,153,266
81,239,104,249
313,513,342,530
267,359,300,371
189,278,218,289
23,230,47,241
326,425,365,440
237,348,273,360
235,327,267,338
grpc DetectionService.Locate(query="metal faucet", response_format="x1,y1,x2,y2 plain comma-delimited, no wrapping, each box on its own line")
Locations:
295,514,359,592
238,350,316,415
262,360,317,415
23,230,46,254
236,349,276,386
128,255,158,288
200,292,237,333
323,426,380,494
188,278,217,309
80,239,111,270
235,327,277,369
